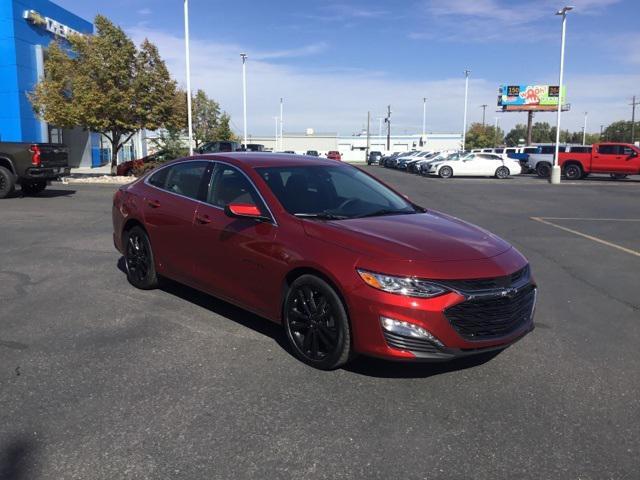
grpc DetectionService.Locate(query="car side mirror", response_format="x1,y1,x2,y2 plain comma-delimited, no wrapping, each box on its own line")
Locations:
630,151,638,158
224,203,270,222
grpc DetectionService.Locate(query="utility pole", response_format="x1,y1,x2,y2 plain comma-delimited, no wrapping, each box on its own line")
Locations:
385,105,391,151
526,111,534,146
279,98,284,151
494,117,500,146
366,111,370,161
183,0,193,155
630,95,639,144
480,104,488,127
462,69,470,151
240,53,248,149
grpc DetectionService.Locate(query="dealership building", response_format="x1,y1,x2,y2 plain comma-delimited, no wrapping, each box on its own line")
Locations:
1,0,145,167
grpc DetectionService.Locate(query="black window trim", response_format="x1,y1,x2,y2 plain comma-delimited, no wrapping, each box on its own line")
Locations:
144,159,278,226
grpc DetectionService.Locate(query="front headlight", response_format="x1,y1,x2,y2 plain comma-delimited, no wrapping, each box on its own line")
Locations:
357,269,448,298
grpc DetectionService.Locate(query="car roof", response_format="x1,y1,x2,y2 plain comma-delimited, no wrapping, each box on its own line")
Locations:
186,152,345,168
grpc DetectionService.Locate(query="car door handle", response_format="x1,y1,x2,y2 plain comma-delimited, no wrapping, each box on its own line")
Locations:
195,214,211,225
147,199,161,208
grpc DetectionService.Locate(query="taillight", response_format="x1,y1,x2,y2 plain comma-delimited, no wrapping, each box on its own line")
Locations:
29,145,41,167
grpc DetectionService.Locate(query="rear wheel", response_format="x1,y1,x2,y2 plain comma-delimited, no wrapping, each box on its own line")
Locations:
21,180,47,195
124,226,159,290
564,163,583,180
495,166,510,179
536,162,551,178
439,166,453,179
0,166,15,199
283,275,352,370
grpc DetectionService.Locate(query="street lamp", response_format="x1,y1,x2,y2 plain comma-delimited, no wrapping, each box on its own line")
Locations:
462,70,470,151
551,5,573,184
183,0,194,155
240,53,248,149
582,111,588,145
494,117,500,146
422,97,427,140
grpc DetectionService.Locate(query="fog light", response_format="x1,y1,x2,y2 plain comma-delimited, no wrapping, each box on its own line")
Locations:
380,316,443,346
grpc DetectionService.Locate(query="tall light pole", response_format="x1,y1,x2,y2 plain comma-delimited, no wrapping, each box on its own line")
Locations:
279,98,284,151
480,104,488,127
462,69,470,151
422,97,427,140
582,111,588,145
183,0,193,155
551,5,573,184
494,117,500,146
240,53,248,149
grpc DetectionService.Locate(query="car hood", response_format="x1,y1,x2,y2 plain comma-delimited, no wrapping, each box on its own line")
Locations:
301,211,512,261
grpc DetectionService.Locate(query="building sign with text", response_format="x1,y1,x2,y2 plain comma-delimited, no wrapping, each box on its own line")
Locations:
23,9,84,39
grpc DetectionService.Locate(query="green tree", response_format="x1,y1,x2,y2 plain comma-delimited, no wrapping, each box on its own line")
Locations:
151,128,188,160
531,122,554,143
464,123,504,149
505,124,527,146
214,112,238,142
192,89,221,149
602,120,639,142
30,15,181,173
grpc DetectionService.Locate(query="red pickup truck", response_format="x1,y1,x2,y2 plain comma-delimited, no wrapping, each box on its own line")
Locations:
560,142,640,180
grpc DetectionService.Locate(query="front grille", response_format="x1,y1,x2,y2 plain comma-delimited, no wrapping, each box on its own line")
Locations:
383,331,442,354
445,285,536,340
440,265,530,293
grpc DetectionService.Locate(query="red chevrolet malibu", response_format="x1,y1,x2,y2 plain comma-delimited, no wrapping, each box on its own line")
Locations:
112,153,536,369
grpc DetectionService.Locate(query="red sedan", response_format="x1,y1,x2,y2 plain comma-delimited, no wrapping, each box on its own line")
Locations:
327,150,342,161
112,153,536,369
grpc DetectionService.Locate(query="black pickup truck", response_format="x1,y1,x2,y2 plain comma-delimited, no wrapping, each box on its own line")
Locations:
0,142,69,198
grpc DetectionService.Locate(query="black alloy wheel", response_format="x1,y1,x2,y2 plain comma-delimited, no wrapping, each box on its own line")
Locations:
495,166,510,179
564,163,583,180
284,275,351,370
21,181,47,195
0,166,15,199
439,166,453,179
536,163,551,178
124,226,159,290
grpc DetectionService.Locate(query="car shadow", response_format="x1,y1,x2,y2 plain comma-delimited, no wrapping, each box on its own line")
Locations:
16,189,76,198
116,258,290,353
117,257,503,379
0,437,37,480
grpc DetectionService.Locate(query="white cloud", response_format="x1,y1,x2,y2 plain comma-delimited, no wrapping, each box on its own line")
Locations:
253,42,328,60
128,26,639,136
137,8,152,16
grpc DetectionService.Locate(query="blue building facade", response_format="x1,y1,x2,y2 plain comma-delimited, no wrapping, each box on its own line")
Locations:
0,0,141,167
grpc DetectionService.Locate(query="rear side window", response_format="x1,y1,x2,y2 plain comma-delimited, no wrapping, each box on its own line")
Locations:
569,146,591,153
207,164,267,213
152,161,208,200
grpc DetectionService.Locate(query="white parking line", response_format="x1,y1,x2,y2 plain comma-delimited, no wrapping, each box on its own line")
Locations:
530,217,640,258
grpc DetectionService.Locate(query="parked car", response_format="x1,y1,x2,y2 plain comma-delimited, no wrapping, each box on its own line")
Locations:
198,141,241,154
327,150,342,161
397,151,433,171
381,152,401,167
427,152,521,179
306,150,319,157
526,144,570,177
116,150,175,177
0,142,69,198
245,144,265,152
558,142,640,180
113,153,536,369
387,151,417,169
367,150,383,165
418,152,465,175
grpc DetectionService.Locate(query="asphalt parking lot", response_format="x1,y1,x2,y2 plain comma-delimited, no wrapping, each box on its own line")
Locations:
1,171,639,480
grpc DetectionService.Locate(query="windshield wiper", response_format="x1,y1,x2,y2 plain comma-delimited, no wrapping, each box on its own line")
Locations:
355,209,417,219
294,211,349,220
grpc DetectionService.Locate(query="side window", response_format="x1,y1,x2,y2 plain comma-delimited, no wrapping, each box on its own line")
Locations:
598,145,616,155
622,146,633,155
208,164,267,212
148,166,169,188
163,161,208,199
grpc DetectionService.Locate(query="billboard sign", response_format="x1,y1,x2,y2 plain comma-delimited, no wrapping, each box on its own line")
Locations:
498,85,566,109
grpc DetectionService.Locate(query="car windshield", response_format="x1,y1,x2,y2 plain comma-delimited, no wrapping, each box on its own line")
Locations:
257,165,420,220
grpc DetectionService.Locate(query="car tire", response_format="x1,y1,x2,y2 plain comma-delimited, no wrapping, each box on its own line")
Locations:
563,163,583,180
123,226,159,290
0,166,15,199
21,180,47,195
495,166,510,179
283,274,352,370
439,166,453,179
536,163,551,177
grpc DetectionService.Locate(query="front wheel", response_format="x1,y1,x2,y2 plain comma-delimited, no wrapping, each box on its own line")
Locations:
439,166,453,179
0,166,15,199
564,163,583,180
21,181,47,195
124,226,159,290
536,163,551,178
283,275,352,370
495,166,510,179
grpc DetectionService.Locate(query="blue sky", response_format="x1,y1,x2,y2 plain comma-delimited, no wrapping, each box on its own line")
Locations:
53,0,640,136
